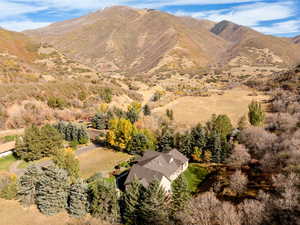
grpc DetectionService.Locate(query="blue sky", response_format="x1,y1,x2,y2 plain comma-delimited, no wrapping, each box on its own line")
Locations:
0,0,299,37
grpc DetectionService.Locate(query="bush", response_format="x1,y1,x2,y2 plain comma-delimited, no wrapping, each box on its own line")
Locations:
248,101,265,126
99,88,112,103
47,97,68,109
0,172,17,200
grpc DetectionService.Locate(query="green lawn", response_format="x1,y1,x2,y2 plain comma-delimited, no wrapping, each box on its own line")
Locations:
0,155,17,171
183,163,209,193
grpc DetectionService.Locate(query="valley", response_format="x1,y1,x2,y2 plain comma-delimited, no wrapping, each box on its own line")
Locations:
0,5,299,225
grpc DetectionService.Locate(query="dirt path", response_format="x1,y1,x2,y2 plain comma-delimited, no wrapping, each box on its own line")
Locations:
9,143,100,176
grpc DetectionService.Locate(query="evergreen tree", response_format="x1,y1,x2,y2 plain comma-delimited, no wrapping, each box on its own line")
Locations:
15,125,63,161
248,101,265,126
210,133,222,163
18,165,42,206
68,179,88,218
127,133,149,155
91,112,111,130
166,109,174,120
175,132,193,158
191,124,207,150
122,177,142,225
89,178,120,223
54,122,89,144
138,180,169,225
143,104,151,116
171,175,190,213
156,128,174,152
36,166,69,215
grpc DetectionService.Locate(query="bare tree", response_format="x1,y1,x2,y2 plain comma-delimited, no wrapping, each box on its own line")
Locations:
177,191,241,225
227,144,251,167
239,127,277,159
237,199,265,225
229,170,248,195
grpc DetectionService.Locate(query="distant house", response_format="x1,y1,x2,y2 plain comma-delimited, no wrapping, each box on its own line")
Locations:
0,141,15,158
125,149,188,192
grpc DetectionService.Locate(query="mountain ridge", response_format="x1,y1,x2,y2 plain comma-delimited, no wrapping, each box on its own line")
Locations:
24,6,300,74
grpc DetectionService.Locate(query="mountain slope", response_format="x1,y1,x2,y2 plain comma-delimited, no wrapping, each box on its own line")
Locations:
211,20,300,67
293,35,300,44
25,6,228,74
0,28,39,62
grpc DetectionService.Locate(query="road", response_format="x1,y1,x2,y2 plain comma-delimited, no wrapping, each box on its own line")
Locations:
9,143,100,176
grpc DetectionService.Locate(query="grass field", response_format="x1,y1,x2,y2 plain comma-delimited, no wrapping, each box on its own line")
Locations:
0,155,17,171
0,199,109,225
78,148,132,178
183,163,209,193
153,87,268,128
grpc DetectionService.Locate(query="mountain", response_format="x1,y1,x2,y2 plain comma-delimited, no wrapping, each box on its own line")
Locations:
0,28,39,62
211,20,300,67
25,6,300,74
25,6,228,74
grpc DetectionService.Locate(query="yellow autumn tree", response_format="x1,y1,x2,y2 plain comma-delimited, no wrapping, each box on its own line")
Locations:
106,118,137,150
52,148,80,182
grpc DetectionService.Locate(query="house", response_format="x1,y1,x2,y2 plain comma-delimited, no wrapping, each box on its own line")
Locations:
124,149,188,192
0,141,15,158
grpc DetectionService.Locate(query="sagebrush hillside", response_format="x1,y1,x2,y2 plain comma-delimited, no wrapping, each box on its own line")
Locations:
25,6,300,74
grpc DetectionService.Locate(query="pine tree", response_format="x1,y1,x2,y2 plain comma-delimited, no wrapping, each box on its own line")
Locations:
210,133,222,163
248,101,265,126
36,166,69,215
138,180,169,225
191,124,207,150
171,175,190,214
156,128,174,152
143,104,151,116
127,133,149,155
89,178,120,223
123,177,142,225
15,125,63,161
175,132,193,158
18,165,43,206
68,179,88,218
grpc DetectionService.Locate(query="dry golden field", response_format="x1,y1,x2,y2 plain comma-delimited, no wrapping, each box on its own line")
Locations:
153,87,268,128
0,199,109,225
78,147,132,178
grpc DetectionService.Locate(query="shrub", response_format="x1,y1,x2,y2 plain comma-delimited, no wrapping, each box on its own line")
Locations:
229,170,248,195
47,96,68,109
52,148,80,182
99,88,112,103
0,172,17,200
248,101,265,126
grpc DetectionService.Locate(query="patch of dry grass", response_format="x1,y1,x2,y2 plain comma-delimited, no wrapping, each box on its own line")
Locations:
153,87,268,128
0,199,109,225
78,147,132,178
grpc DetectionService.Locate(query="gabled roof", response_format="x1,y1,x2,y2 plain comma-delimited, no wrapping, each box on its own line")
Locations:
125,149,188,187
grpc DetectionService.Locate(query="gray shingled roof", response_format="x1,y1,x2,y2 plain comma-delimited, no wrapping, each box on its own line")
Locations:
125,149,188,187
